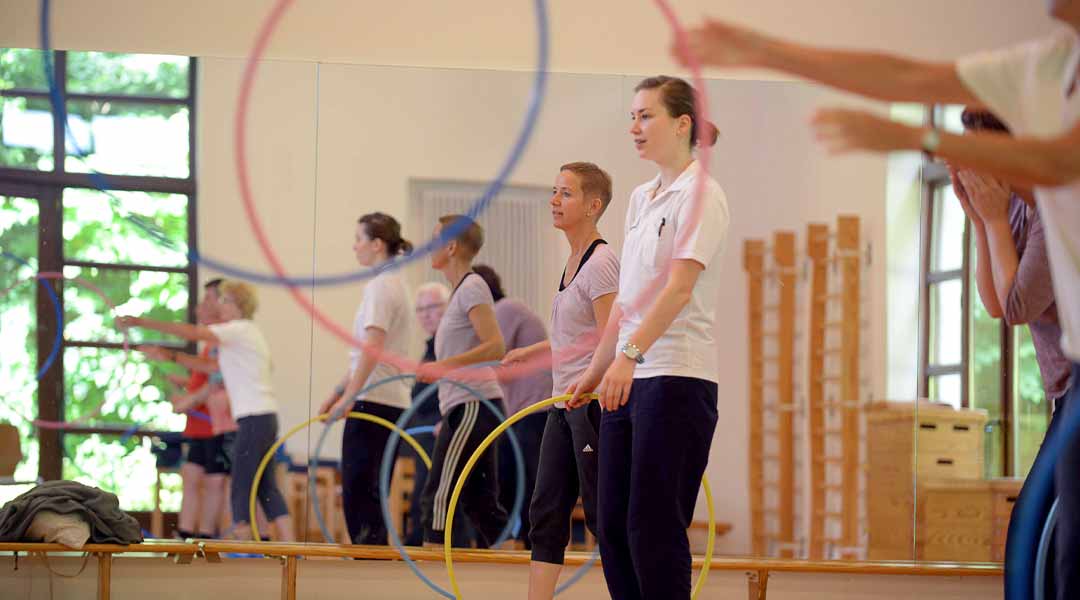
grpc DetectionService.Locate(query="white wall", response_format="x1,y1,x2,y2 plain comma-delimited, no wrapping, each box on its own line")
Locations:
0,0,1057,74
196,58,321,457
196,57,887,555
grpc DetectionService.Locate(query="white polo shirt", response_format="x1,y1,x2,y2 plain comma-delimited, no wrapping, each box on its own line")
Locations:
616,160,730,383
957,27,1080,361
348,271,413,409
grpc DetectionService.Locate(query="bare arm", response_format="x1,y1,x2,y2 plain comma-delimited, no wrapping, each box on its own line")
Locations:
678,18,978,105
442,304,507,368
176,352,218,374
339,327,387,408
814,110,1080,188
936,123,1080,187
566,303,623,403
138,345,220,374
949,167,1003,318
1000,205,1057,325
972,224,1005,318
591,292,616,334
955,170,1057,328
502,340,551,365
171,385,212,413
563,294,620,409
318,371,352,416
591,303,622,375
983,219,1022,319
117,316,218,344
628,260,702,354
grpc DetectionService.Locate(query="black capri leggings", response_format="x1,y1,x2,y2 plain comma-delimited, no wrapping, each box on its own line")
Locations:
528,401,601,564
230,413,289,524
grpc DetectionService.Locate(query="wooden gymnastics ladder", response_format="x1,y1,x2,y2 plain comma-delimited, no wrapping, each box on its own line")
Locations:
806,215,867,560
745,231,802,558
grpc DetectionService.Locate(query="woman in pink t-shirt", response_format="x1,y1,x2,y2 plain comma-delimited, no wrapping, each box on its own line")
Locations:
502,162,619,599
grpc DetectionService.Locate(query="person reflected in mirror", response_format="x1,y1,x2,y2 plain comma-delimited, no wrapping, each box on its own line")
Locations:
118,280,295,542
317,212,415,545
416,215,509,549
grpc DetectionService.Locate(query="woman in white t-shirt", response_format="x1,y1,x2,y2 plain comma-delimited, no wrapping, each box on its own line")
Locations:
118,280,295,542
318,212,414,545
502,162,619,599
568,76,728,600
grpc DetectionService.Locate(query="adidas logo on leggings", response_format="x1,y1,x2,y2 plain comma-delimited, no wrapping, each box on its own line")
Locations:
582,444,594,453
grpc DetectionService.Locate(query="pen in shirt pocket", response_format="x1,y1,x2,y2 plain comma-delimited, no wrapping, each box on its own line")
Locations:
658,217,666,238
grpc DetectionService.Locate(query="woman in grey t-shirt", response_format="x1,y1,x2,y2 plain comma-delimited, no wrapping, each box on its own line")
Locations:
501,162,619,598
414,214,510,548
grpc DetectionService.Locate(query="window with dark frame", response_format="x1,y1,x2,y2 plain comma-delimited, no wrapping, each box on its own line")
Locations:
917,104,1050,479
0,49,197,509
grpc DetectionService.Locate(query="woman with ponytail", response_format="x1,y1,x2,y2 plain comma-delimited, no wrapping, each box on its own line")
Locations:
568,75,728,599
319,212,415,545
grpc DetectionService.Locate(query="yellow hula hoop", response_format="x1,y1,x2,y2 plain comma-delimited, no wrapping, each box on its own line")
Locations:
443,394,716,599
248,411,432,542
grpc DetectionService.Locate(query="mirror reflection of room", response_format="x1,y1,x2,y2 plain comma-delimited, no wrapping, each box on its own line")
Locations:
1,1,1077,599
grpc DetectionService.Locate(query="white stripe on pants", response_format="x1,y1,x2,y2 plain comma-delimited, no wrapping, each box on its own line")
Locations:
432,401,479,530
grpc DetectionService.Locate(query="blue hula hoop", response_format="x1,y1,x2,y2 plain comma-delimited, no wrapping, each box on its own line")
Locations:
38,0,549,288
378,372,525,599
2,252,62,380
1034,496,1058,600
307,372,524,556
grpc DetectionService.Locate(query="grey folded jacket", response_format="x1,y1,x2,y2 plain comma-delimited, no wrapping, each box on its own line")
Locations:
0,480,143,544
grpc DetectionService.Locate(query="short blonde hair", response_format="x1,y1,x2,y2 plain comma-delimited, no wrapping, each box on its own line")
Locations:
560,162,613,217
438,214,484,258
219,280,258,319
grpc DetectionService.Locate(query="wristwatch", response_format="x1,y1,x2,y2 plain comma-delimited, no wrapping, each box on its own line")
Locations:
621,343,645,365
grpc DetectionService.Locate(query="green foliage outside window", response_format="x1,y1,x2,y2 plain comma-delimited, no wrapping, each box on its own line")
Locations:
1,48,192,510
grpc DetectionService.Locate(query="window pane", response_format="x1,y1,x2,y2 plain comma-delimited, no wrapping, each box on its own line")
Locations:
66,52,189,99
63,188,189,267
64,99,189,177
62,266,189,345
931,184,966,272
969,261,1003,477
929,373,962,408
62,433,182,512
1015,327,1050,477
0,48,49,90
61,345,184,511
0,195,41,484
929,279,963,365
63,346,185,429
0,95,55,170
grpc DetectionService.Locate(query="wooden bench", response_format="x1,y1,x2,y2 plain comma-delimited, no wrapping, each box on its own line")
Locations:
0,540,1003,600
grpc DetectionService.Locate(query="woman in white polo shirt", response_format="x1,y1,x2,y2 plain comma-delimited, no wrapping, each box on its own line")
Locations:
318,212,414,545
568,75,728,600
